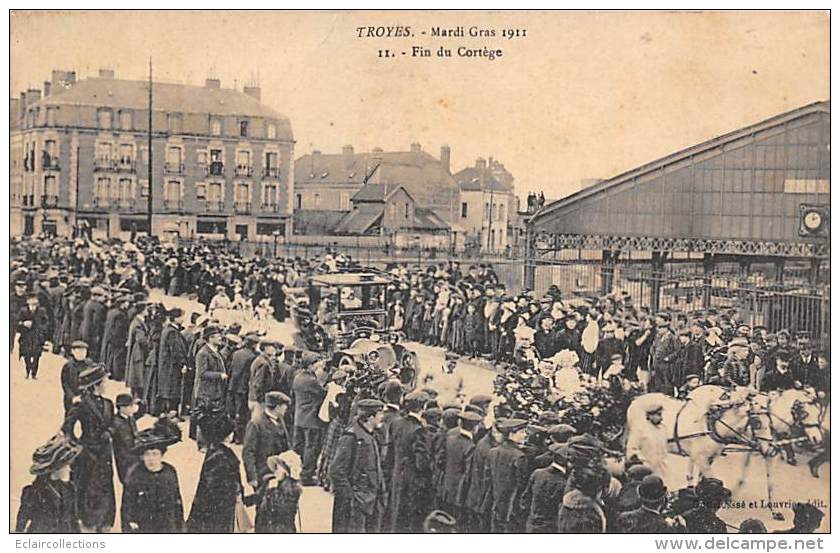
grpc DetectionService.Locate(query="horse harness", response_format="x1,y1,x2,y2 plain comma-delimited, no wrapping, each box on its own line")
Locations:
668,393,762,457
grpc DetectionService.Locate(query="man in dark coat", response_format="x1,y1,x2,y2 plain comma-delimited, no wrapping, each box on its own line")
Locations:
248,341,282,414
790,341,820,388
154,308,189,416
650,313,681,394
681,477,731,533
291,362,326,485
10,279,28,352
462,420,501,532
330,399,387,533
521,443,568,533
488,418,530,533
125,306,151,399
386,391,433,533
100,296,130,381
437,411,480,529
60,341,92,412
110,393,140,484
615,474,681,533
79,287,108,362
17,294,49,379
227,333,259,444
193,327,229,408
243,392,291,493
533,314,558,359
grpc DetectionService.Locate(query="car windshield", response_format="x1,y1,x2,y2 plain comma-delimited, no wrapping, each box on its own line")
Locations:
337,284,384,312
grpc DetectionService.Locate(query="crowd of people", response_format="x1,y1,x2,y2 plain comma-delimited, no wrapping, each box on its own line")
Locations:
9,234,829,534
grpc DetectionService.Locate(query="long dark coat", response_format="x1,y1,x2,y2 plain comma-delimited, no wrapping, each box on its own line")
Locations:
462,430,499,517
521,464,567,533
125,316,150,392
16,305,49,358
488,439,529,531
243,411,291,484
387,415,433,532
79,298,107,362
194,343,228,404
187,443,243,532
100,307,129,381
61,393,116,530
110,413,139,484
15,476,79,533
292,370,326,430
437,428,475,508
156,324,189,402
9,292,27,348
70,295,88,342
330,422,387,532
255,476,301,533
121,462,184,533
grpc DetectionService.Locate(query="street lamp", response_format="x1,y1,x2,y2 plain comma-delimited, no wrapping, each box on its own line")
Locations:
272,229,281,258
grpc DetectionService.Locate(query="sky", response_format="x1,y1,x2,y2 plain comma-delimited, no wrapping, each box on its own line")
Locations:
10,10,829,203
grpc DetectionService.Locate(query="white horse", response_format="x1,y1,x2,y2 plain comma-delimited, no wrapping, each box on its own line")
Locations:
626,385,770,484
750,388,824,463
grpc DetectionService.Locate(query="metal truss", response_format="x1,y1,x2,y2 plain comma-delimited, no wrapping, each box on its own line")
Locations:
531,233,829,258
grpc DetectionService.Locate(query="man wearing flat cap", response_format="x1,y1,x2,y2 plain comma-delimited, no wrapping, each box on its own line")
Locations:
292,356,327,486
330,398,387,533
79,286,108,362
227,332,260,444
244,391,292,493
488,418,530,533
520,442,569,533
437,410,481,530
386,390,433,532
651,312,680,395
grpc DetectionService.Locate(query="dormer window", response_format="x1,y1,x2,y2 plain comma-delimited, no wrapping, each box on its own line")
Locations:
267,122,276,139
239,119,249,138
211,119,221,136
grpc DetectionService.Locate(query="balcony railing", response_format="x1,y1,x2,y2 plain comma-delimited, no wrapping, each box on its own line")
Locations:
261,203,281,213
92,197,110,208
262,166,282,178
205,200,224,213
42,156,60,171
163,198,184,210
94,158,117,172
205,162,225,176
117,198,135,210
117,159,136,173
234,201,252,214
41,195,59,208
235,165,254,177
164,162,185,175
22,194,36,207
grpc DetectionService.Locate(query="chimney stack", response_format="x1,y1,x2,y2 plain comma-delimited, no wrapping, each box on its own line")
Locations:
20,91,26,120
244,85,261,101
205,78,221,89
26,89,42,106
440,145,451,172
51,69,76,91
410,142,422,153
98,68,114,78
43,81,51,97
342,145,354,168
476,157,487,171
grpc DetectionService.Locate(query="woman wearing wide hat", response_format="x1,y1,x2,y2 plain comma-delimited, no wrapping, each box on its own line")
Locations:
186,406,244,532
60,364,116,533
120,417,185,533
15,435,83,533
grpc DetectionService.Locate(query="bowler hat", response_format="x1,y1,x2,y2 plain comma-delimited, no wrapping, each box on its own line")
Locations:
638,474,668,503
115,393,140,408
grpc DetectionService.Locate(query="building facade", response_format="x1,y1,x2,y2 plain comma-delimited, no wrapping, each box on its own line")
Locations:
10,69,294,240
454,157,516,252
293,143,459,223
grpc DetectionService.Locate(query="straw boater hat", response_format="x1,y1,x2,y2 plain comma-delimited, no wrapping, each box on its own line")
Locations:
29,434,83,475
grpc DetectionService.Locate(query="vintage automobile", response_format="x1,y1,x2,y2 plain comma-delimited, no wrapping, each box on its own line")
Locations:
291,272,391,352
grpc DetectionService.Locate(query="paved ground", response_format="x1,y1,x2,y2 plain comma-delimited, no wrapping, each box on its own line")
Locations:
8,290,829,532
